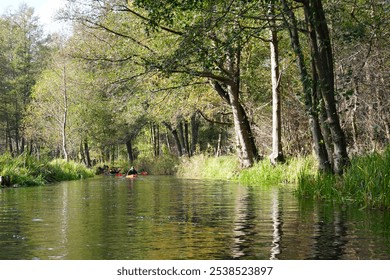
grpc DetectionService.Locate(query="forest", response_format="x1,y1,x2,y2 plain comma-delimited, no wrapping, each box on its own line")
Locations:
0,0,389,206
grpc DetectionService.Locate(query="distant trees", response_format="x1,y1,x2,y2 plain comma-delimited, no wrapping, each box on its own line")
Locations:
0,5,48,156
1,0,388,174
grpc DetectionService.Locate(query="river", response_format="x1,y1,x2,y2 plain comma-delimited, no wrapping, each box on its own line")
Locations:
0,176,389,260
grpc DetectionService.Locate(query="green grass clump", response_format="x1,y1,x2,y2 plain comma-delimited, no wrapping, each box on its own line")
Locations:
297,147,390,208
0,153,94,187
238,156,317,187
176,154,317,185
46,159,95,182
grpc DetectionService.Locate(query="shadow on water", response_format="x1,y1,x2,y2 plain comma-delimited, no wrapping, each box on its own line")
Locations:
1,176,390,260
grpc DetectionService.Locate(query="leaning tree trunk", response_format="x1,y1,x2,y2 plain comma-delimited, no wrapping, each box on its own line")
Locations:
163,121,183,156
227,83,259,168
210,79,259,168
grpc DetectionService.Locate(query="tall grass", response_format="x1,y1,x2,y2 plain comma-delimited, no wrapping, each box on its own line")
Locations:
238,156,317,186
175,154,317,185
176,154,239,180
0,153,94,187
297,147,390,208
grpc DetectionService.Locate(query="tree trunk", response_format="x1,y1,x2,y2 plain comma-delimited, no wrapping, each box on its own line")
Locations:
227,83,258,168
282,0,331,172
61,65,69,161
305,0,350,174
163,121,183,156
151,123,160,157
125,139,134,162
177,121,187,156
190,112,200,156
268,1,285,164
210,78,259,168
84,139,92,167
184,120,191,156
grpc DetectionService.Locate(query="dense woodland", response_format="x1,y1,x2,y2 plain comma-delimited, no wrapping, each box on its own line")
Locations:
0,0,389,175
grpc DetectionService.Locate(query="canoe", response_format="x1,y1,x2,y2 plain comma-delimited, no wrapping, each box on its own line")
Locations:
126,174,138,179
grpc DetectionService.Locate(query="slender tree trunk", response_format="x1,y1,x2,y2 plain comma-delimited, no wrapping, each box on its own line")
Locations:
268,1,285,164
84,139,92,167
165,130,171,152
184,120,190,156
177,121,187,156
61,65,69,161
151,123,160,157
190,112,200,156
282,0,331,172
80,141,86,164
305,0,350,174
163,121,183,156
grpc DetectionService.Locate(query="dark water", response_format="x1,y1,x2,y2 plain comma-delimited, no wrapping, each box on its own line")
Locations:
0,176,389,260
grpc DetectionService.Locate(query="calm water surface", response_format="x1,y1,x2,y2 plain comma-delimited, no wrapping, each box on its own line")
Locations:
0,176,389,260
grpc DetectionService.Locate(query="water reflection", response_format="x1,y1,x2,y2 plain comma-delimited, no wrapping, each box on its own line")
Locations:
270,188,283,260
310,206,349,259
1,176,390,260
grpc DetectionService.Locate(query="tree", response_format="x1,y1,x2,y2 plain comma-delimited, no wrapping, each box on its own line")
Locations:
0,5,48,155
305,0,350,174
268,0,285,164
26,39,72,160
61,0,261,167
281,0,331,172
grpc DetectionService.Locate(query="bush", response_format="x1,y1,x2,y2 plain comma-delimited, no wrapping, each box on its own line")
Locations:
134,153,180,175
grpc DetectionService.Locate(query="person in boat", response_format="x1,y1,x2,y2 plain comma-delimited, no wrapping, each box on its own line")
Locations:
127,166,138,176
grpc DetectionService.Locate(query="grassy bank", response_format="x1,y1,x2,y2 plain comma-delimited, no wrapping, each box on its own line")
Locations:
297,147,390,209
0,153,94,187
176,154,239,180
176,149,390,209
176,154,315,185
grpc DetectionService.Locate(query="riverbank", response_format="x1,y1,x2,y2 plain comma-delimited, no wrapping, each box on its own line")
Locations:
0,154,94,187
176,148,390,209
297,147,390,209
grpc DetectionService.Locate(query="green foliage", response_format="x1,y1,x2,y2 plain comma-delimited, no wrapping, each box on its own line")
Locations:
297,147,390,209
0,153,94,187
